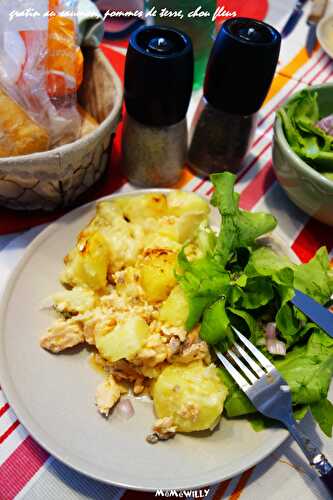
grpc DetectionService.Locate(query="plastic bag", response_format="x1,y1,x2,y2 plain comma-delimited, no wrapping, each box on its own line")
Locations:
0,0,84,152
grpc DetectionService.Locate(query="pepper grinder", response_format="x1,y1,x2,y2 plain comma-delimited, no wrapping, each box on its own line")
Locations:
122,25,193,187
188,18,281,177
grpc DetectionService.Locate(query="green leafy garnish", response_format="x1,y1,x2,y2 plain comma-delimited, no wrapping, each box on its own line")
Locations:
176,172,333,437
278,88,333,179
311,399,333,438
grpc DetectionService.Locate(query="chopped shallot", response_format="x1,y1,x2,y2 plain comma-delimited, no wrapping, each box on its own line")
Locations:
116,398,135,420
317,115,333,136
264,322,286,356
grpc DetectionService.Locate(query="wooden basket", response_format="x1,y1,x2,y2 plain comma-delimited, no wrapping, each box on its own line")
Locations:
0,48,123,211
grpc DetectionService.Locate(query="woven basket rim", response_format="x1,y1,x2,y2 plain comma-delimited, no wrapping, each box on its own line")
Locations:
0,48,123,166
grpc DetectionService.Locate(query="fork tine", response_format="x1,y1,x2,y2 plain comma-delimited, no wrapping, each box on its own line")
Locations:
215,350,251,391
234,342,266,378
232,327,274,372
227,349,258,384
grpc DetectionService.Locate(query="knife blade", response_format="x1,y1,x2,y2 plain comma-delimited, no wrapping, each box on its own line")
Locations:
282,0,309,38
291,289,333,338
306,0,328,56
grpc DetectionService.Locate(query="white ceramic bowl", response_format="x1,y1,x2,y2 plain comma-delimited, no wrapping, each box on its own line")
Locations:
317,14,333,60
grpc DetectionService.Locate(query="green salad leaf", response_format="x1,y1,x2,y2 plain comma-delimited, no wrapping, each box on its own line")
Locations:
219,329,333,435
278,88,333,177
177,172,277,350
238,277,274,309
294,246,333,304
200,298,234,352
248,405,309,432
311,399,333,438
176,172,333,437
244,246,294,278
275,330,333,406
210,172,277,266
177,249,230,331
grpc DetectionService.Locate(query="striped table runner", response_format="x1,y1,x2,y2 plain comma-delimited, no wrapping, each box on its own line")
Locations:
1,3,333,499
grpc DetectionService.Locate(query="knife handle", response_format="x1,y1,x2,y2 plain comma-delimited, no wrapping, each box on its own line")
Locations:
320,468,333,496
308,0,328,23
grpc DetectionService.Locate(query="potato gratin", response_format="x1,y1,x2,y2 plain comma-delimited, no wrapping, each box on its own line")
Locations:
40,191,228,441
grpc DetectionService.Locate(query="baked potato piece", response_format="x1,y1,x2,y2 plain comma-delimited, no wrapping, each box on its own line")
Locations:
96,316,151,362
157,213,208,244
113,193,168,222
61,232,109,291
52,286,97,315
159,285,189,327
139,248,177,303
153,361,228,433
99,225,143,272
166,191,209,217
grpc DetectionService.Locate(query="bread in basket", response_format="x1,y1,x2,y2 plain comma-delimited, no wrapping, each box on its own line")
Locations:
0,48,123,211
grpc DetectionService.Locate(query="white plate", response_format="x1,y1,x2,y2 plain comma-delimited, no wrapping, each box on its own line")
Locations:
317,15,333,60
0,190,301,491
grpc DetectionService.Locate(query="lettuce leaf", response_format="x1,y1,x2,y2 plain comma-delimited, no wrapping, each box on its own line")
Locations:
244,246,294,278
237,276,274,309
176,172,333,438
311,399,333,437
210,172,277,266
219,330,333,421
177,172,277,338
294,246,333,304
275,303,317,347
200,298,234,352
249,405,309,432
278,89,333,175
177,249,230,331
274,330,333,406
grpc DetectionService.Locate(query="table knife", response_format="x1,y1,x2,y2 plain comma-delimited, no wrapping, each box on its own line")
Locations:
291,289,333,338
282,0,309,38
306,0,328,56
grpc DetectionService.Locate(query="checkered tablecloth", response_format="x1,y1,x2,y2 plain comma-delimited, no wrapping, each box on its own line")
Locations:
1,1,333,499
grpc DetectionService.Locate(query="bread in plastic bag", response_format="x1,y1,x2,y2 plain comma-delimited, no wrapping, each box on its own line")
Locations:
0,86,49,157
0,0,84,155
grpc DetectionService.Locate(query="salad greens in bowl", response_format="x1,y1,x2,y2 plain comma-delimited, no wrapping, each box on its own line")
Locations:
273,84,333,226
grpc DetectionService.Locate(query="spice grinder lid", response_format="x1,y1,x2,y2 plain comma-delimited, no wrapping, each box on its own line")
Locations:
124,25,194,127
204,17,281,115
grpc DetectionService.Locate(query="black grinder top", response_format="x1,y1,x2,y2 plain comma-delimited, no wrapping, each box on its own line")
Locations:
204,17,281,116
124,25,194,127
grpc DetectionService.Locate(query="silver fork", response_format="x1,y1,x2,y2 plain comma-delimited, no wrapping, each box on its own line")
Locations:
215,327,333,495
